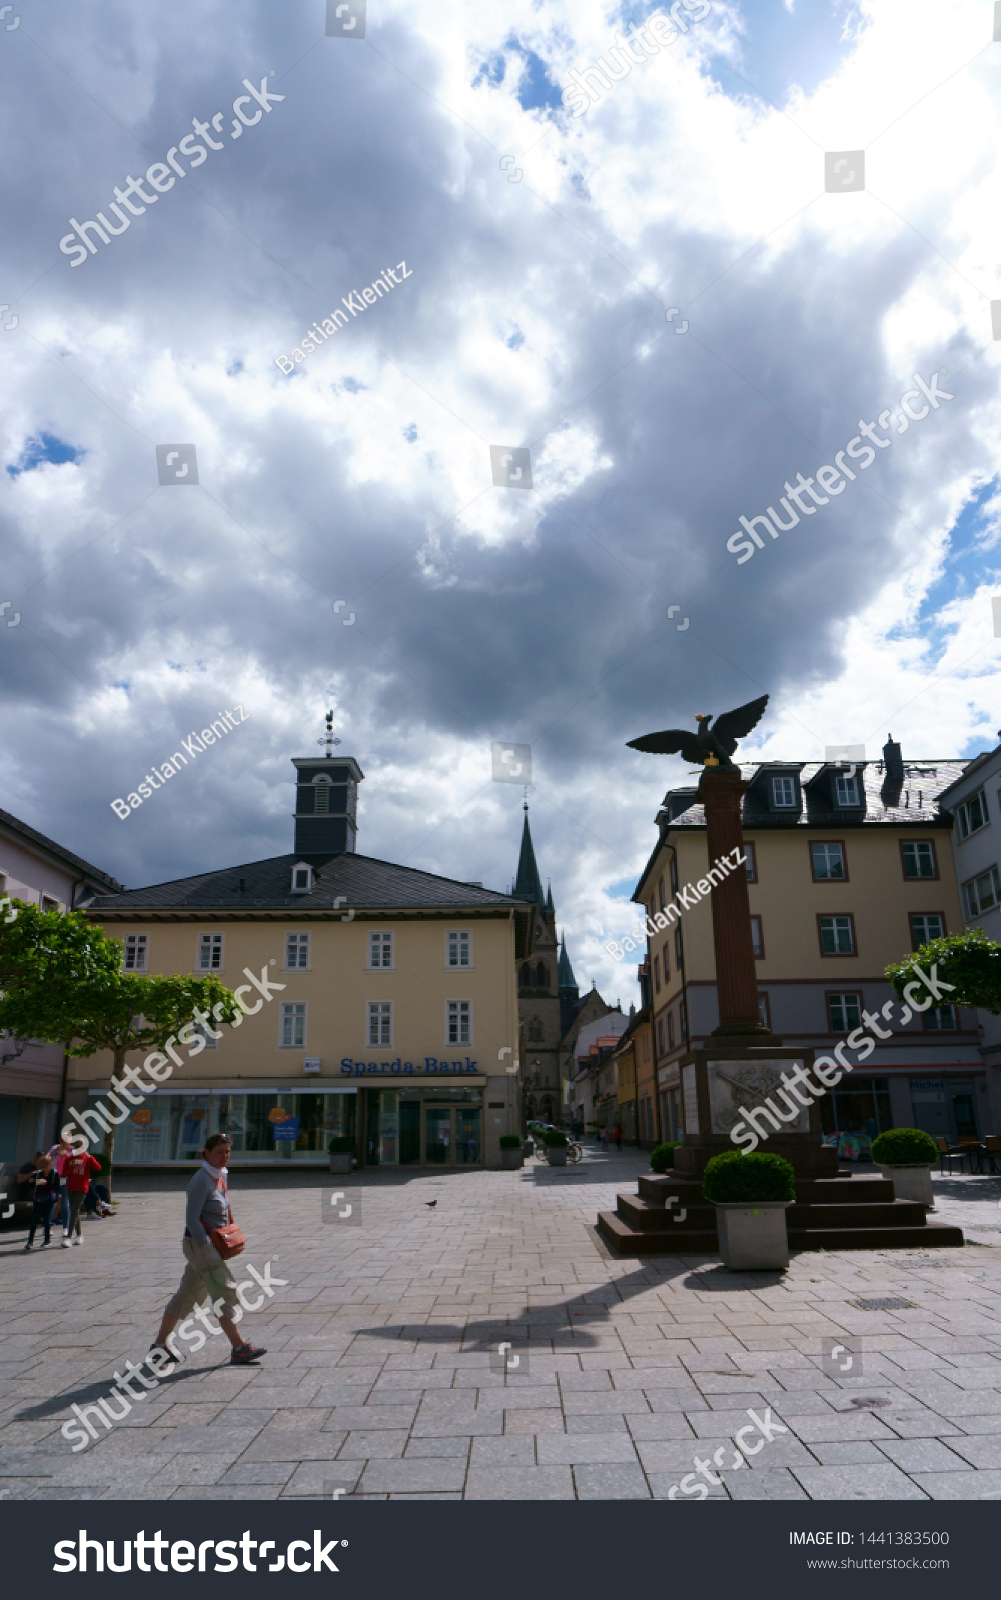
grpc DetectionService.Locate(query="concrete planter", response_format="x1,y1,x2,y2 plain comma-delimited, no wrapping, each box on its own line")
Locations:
547,1145,568,1167
500,1148,524,1170
328,1152,353,1175
714,1200,792,1270
877,1163,935,1208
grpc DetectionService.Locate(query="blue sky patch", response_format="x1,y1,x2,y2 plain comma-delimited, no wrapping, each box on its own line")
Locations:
7,431,85,479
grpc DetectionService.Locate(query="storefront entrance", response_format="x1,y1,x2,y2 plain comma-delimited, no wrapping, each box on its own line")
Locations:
365,1086,484,1167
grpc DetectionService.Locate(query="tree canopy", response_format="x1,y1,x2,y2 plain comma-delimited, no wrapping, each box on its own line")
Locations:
885,928,1001,1015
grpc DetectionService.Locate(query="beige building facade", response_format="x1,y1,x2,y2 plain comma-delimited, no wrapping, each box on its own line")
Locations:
72,751,532,1170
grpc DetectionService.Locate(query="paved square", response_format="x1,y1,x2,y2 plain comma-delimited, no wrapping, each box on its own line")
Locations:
1,1151,1000,1499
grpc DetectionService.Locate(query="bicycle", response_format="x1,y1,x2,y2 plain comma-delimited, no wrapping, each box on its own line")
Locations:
567,1141,583,1164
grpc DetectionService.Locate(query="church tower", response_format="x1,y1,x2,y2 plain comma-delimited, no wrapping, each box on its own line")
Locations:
512,805,580,1125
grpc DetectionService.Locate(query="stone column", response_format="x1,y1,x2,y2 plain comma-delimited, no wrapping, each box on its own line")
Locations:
696,767,768,1036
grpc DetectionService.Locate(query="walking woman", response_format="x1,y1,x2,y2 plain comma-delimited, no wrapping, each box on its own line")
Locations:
150,1133,266,1366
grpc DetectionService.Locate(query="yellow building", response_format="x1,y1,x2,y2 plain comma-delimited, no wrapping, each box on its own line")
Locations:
632,740,986,1157
72,749,532,1170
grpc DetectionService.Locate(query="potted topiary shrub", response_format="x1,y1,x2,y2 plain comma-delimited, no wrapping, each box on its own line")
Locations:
544,1129,569,1167
702,1151,796,1270
871,1128,939,1208
499,1133,524,1170
650,1142,682,1175
328,1135,355,1174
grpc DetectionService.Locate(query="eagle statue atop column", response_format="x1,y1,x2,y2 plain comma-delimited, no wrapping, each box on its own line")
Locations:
627,694,769,772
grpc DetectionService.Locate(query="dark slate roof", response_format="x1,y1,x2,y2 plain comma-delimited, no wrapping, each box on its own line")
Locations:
0,806,124,894
85,852,525,916
656,759,966,831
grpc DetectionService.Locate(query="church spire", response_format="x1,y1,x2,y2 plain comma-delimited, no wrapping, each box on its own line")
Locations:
546,879,555,915
513,802,546,908
558,931,576,990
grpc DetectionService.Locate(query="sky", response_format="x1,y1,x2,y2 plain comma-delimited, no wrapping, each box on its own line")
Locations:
2,0,1001,1005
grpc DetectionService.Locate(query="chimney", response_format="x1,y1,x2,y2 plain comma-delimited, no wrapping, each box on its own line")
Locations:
291,754,364,857
880,733,904,809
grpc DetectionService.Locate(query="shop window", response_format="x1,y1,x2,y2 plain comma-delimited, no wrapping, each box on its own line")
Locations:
811,842,846,881
923,1004,957,1032
819,1076,892,1160
819,914,855,956
123,933,148,971
901,840,937,879
750,916,765,958
198,932,224,970
369,932,394,969
367,1001,392,1047
280,1003,306,1048
447,999,472,1046
827,991,862,1033
909,913,944,949
286,932,310,969
447,929,471,968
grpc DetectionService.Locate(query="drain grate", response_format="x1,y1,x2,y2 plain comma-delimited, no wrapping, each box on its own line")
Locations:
849,1296,916,1311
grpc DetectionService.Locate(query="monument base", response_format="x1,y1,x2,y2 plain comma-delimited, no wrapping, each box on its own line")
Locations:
673,1037,839,1178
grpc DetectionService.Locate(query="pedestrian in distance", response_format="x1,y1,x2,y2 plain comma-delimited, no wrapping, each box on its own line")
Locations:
613,1124,622,1152
47,1137,72,1234
149,1133,266,1368
62,1147,101,1246
24,1156,58,1250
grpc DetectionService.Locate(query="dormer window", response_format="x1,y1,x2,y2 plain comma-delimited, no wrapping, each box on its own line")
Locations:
772,776,797,808
291,863,313,894
312,773,333,814
835,774,859,807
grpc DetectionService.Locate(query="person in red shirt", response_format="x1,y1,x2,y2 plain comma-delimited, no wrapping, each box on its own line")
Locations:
62,1149,101,1247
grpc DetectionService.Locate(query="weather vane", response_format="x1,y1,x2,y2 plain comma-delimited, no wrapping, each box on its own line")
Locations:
627,694,769,771
317,709,342,758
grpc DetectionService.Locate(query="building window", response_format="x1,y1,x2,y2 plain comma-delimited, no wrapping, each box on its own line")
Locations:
291,863,312,894
742,842,757,882
369,932,394,969
286,933,310,969
367,1001,392,1047
535,962,547,988
667,1010,676,1049
827,991,862,1033
965,866,1001,919
528,1017,543,1041
312,773,332,813
923,1004,957,1032
658,875,665,912
680,997,688,1040
191,1019,219,1051
835,775,859,807
198,933,224,970
674,926,683,968
819,915,855,956
670,856,679,893
901,840,937,879
772,776,796,808
123,933,148,971
661,943,670,982
910,913,945,950
41,894,61,912
653,954,661,992
758,993,771,1029
657,1016,666,1055
447,1000,471,1046
447,930,471,968
811,842,846,881
750,916,764,959
280,1003,306,1048
519,962,532,987
956,789,988,840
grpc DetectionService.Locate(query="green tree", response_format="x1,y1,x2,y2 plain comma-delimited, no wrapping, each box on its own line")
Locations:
885,928,1001,1015
0,901,241,1189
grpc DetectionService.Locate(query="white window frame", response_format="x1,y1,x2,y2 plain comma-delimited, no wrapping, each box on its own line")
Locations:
367,1000,393,1047
811,842,846,880
40,894,61,913
123,933,148,971
290,862,313,894
446,929,471,969
965,865,1001,919
285,932,310,970
446,999,472,1046
198,932,224,971
923,1004,957,1032
902,840,936,879
828,991,862,1033
368,931,394,970
910,913,945,948
819,915,855,956
834,774,859,807
280,1002,306,1049
771,776,796,808
191,1019,219,1051
957,789,989,841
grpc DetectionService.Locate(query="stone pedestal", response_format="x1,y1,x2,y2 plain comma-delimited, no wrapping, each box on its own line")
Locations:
673,1039,838,1178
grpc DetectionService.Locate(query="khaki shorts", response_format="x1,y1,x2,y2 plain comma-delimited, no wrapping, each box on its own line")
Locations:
165,1235,240,1320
